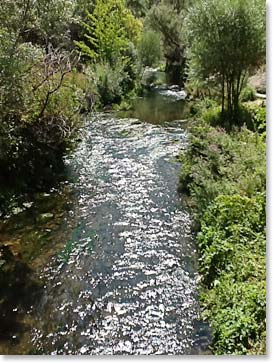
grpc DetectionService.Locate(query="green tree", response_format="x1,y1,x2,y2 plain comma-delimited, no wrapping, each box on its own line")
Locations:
75,0,142,64
186,0,265,121
0,0,76,50
138,31,162,67
0,1,85,192
146,0,190,85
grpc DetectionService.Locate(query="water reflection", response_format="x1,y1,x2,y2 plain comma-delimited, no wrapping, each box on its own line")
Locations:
26,115,210,355
0,97,211,354
118,89,189,124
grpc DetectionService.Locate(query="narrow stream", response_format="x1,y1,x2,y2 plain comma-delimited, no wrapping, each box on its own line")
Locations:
0,89,210,355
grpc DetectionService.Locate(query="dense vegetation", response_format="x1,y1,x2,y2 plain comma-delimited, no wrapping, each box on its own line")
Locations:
179,100,266,354
178,0,266,354
0,0,266,356
1,0,187,209
186,0,265,121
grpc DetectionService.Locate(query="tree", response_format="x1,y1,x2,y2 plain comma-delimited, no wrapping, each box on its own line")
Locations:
138,31,162,67
186,0,265,120
75,0,142,64
146,0,190,85
0,0,76,50
0,1,85,189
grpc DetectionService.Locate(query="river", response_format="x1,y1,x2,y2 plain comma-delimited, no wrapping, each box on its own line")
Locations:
0,86,210,355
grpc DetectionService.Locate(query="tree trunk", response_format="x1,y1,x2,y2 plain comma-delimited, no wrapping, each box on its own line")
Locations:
221,75,225,114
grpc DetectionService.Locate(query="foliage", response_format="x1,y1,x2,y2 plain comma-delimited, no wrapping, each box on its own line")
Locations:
146,0,188,84
198,194,265,286
75,0,142,64
244,102,266,136
0,26,85,193
188,95,266,132
202,277,266,355
126,0,154,17
85,43,140,107
138,30,163,67
198,194,266,354
186,0,265,121
179,110,266,354
179,121,265,214
89,60,129,106
240,85,257,102
0,0,77,49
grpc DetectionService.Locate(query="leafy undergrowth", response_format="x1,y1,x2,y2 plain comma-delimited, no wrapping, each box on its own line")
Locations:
179,108,266,355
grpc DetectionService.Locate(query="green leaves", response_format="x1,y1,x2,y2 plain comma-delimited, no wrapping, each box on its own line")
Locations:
138,30,162,67
186,0,265,119
75,0,142,64
179,114,266,354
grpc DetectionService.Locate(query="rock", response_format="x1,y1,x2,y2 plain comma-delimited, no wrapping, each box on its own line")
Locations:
249,70,266,94
256,93,266,100
169,85,180,91
131,120,142,125
11,207,24,215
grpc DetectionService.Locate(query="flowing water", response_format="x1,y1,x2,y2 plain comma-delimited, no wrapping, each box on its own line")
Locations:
0,90,210,355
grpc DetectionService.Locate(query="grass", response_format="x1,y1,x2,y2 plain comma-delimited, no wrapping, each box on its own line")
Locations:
179,102,266,355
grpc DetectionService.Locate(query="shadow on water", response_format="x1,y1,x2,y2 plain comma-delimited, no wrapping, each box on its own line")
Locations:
0,184,77,354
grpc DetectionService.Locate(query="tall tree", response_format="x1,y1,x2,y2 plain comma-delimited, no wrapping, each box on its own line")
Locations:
186,0,265,120
75,0,142,64
146,0,190,86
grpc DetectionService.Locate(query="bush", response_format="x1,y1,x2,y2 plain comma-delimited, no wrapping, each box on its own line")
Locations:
198,194,265,285
189,96,266,132
138,30,163,67
89,51,140,107
90,61,128,106
199,194,266,354
0,41,85,195
189,97,218,117
180,124,265,215
202,277,266,355
179,116,266,354
244,102,266,135
240,85,257,102
202,106,222,126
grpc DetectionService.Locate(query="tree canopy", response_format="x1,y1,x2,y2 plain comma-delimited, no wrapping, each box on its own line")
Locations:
186,0,265,119
75,0,142,64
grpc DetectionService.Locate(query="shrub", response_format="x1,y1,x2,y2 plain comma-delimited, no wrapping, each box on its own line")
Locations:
0,42,85,194
90,61,129,106
199,199,266,355
179,115,266,354
198,194,265,286
202,106,222,126
180,124,265,215
202,277,266,355
244,102,266,135
189,97,218,117
240,85,257,102
138,30,163,67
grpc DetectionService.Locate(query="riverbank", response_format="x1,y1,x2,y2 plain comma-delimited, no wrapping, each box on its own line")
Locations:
179,99,266,354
